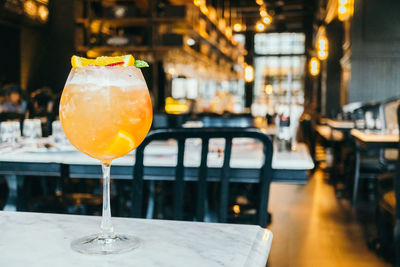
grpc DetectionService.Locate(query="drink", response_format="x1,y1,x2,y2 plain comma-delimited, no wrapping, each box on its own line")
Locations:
60,67,152,162
59,55,152,254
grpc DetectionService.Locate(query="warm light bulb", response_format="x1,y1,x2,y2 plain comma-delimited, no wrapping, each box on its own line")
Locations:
338,5,346,14
309,57,320,76
193,0,202,6
263,15,272,25
318,38,327,51
318,50,328,60
317,36,328,60
338,0,354,21
264,84,273,94
256,22,265,32
256,0,264,5
233,23,243,32
260,8,268,17
244,65,254,82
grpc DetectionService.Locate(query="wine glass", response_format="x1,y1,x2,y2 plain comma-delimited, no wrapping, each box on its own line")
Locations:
59,65,153,254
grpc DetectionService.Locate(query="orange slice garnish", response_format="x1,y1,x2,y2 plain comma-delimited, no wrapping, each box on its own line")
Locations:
103,130,135,157
71,55,135,68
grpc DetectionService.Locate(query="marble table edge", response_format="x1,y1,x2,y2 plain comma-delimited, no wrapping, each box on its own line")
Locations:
243,226,273,266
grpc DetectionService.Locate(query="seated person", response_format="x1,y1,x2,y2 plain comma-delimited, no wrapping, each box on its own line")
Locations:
26,87,54,118
0,84,25,113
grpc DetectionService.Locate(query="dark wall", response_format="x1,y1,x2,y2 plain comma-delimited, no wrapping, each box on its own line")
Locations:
7,0,75,94
324,20,343,116
349,0,400,102
0,25,20,87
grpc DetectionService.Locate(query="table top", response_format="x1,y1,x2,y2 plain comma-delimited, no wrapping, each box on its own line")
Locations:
315,125,345,141
350,129,399,143
326,119,355,129
0,139,314,171
0,211,272,267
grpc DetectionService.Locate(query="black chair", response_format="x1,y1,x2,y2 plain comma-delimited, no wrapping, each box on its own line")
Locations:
131,127,273,227
0,111,24,123
352,102,384,203
375,104,400,264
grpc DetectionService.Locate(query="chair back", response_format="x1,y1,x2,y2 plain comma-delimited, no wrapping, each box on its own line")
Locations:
395,106,400,264
0,112,24,122
379,98,400,162
132,127,273,227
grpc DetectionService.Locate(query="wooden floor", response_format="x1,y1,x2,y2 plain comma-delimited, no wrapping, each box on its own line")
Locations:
267,169,392,267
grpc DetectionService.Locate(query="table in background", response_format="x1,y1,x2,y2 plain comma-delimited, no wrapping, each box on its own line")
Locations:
0,211,272,267
0,140,314,211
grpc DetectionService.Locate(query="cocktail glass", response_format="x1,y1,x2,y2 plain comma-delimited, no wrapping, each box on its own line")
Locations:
59,65,152,254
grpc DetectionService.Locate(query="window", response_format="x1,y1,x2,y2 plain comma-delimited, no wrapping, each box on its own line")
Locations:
253,33,306,111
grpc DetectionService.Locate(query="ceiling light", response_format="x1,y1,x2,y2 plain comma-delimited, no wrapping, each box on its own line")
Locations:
233,23,243,32
256,22,265,32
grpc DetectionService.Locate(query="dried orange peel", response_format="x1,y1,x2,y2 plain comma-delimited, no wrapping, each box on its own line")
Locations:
71,55,135,68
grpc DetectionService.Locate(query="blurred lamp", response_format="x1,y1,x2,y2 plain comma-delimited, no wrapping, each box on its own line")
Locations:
24,0,37,17
309,57,320,76
193,0,203,6
338,0,354,21
263,14,272,25
200,4,209,15
244,65,254,82
264,84,273,94
260,6,267,17
256,0,264,5
37,5,48,22
256,21,265,32
233,23,243,32
317,35,328,60
186,38,196,46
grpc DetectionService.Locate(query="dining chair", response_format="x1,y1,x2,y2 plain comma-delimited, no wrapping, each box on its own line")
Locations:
131,127,273,227
352,102,384,203
375,104,400,265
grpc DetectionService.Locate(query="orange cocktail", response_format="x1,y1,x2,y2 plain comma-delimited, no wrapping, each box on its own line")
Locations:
60,67,152,163
60,55,152,255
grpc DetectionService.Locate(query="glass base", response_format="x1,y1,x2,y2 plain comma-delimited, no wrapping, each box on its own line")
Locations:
71,234,141,255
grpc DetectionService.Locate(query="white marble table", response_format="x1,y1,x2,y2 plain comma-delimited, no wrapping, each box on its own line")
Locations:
0,139,314,211
0,140,314,170
0,211,273,267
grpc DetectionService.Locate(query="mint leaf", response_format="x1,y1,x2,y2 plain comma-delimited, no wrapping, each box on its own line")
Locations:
134,60,149,68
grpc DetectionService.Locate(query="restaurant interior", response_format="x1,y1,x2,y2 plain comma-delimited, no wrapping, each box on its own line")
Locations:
0,0,399,266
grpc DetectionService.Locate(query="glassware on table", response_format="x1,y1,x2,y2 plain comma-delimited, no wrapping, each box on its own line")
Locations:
59,65,153,254
23,119,42,139
51,120,68,144
0,121,21,145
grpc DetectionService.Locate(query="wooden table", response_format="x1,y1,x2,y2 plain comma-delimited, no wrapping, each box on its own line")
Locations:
0,139,314,211
326,119,355,130
315,125,345,141
351,129,399,147
0,211,273,267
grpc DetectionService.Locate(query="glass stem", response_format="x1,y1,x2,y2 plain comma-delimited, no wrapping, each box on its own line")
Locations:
100,162,115,239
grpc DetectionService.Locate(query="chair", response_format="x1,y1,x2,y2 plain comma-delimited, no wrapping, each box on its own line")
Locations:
379,97,400,167
352,102,384,203
375,104,400,264
131,127,273,227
